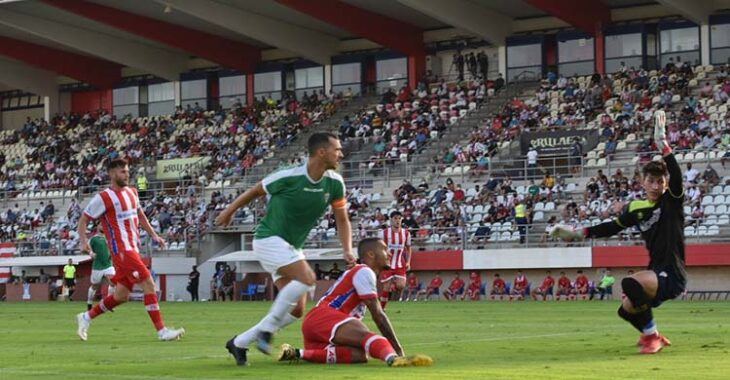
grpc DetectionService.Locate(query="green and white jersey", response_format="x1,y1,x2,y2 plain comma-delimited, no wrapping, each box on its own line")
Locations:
255,164,346,249
90,235,113,270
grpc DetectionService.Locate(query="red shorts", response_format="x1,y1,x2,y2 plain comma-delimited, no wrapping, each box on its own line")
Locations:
302,307,357,349
468,285,480,293
111,251,151,291
380,267,407,282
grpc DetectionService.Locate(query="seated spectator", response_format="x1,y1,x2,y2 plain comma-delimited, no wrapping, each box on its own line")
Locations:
415,273,443,301
509,270,529,301
574,270,590,300
328,263,344,280
590,269,615,301
471,221,491,246
489,273,507,300
555,271,573,301
313,263,326,280
461,271,482,301
217,265,236,302
443,273,465,301
401,272,420,301
530,270,555,301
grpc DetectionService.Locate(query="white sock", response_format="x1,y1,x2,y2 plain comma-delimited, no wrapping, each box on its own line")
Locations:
108,285,115,296
259,281,313,333
87,287,96,305
232,313,298,348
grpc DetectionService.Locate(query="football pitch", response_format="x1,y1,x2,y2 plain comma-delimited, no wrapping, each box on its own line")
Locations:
0,300,728,380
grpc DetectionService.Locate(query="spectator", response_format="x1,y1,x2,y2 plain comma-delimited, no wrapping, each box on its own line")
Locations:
555,271,573,301
526,145,538,178
415,273,443,301
328,263,344,280
443,273,465,301
187,265,200,302
313,263,326,280
217,265,236,302
461,271,482,301
684,163,699,183
489,273,507,300
509,270,529,301
401,272,420,301
574,270,590,300
530,270,555,301
590,269,615,301
514,200,528,244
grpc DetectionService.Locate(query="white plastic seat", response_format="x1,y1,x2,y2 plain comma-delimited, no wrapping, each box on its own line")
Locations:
544,202,555,211
533,211,545,221
716,204,728,215
684,226,696,236
702,196,713,206
704,205,716,215
708,225,720,236
714,195,725,205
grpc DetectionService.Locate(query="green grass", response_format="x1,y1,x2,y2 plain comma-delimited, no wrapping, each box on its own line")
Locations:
0,300,728,379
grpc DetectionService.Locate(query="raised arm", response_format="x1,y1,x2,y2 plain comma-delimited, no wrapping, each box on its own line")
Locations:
363,298,404,356
654,108,683,199
215,182,266,227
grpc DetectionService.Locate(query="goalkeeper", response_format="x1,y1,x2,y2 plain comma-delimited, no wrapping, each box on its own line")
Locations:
552,107,686,355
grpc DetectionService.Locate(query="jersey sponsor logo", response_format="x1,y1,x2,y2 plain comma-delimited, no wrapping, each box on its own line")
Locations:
116,209,137,221
639,208,661,232
303,187,324,193
324,192,330,203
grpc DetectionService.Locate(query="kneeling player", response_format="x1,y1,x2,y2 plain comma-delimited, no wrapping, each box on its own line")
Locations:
278,238,431,367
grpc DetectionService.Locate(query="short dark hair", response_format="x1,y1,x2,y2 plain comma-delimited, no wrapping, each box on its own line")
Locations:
390,210,402,218
357,237,382,256
308,132,338,155
643,160,668,178
107,158,129,171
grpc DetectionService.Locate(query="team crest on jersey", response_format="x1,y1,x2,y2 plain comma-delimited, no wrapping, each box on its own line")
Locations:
324,192,330,203
639,208,661,232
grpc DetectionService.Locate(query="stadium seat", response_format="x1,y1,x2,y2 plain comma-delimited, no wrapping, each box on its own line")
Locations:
533,211,544,221
714,195,725,205
712,185,723,195
708,225,720,236
684,226,696,236
705,205,716,215
702,196,713,206
544,202,555,211
596,158,606,167
716,204,728,215
719,215,730,225
697,226,708,236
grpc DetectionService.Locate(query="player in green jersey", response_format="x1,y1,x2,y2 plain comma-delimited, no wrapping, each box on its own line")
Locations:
216,132,356,366
86,224,116,311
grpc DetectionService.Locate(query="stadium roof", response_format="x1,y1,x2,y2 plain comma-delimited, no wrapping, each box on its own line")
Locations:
0,255,91,267
0,0,727,90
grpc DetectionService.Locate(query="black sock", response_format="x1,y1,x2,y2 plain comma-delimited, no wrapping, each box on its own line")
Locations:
618,306,653,333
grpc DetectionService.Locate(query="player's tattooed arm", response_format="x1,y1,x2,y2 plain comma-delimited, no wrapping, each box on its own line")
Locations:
363,298,404,356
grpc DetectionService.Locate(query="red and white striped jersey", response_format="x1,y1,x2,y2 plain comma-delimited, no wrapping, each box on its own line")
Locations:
83,187,140,255
315,264,378,318
378,227,411,269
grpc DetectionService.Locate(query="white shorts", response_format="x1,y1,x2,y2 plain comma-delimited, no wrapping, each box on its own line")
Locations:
91,267,116,285
254,236,305,283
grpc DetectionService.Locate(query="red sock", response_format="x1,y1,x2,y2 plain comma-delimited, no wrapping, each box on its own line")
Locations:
380,290,390,310
88,295,119,319
144,294,165,331
362,333,396,362
302,347,355,364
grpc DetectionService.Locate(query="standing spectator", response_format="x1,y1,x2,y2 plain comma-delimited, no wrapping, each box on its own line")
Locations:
415,273,443,301
530,270,555,301
137,171,148,200
509,270,529,301
490,273,507,300
187,265,200,302
526,145,538,179
218,265,236,301
571,137,583,174
555,271,573,301
443,273,465,301
514,200,528,244
591,269,616,301
453,51,465,81
63,258,76,300
461,271,482,301
467,52,478,79
494,73,505,91
478,51,489,79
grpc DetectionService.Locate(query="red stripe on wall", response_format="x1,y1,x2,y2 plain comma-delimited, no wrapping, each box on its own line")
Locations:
592,243,730,267
71,89,112,115
410,250,463,271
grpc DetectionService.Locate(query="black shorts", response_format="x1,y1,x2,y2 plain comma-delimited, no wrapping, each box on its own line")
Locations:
65,278,75,287
652,267,686,307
